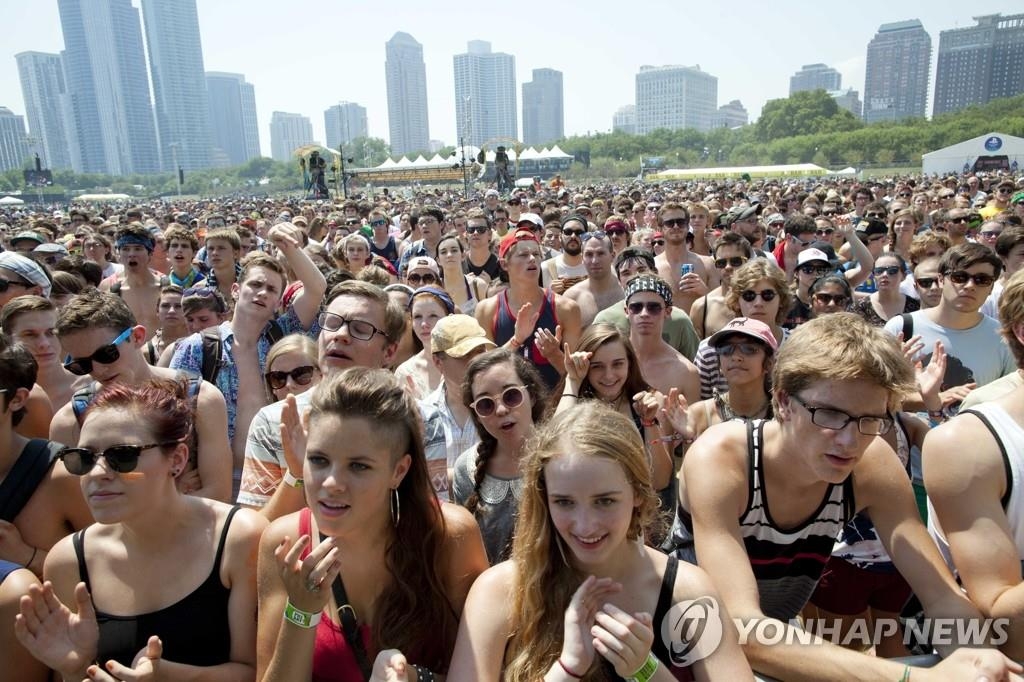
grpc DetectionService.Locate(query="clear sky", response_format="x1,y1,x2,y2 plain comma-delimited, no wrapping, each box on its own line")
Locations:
0,0,1016,159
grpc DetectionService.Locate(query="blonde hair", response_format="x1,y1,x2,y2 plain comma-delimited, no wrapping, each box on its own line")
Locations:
999,269,1024,368
263,334,318,398
771,313,916,413
504,402,660,681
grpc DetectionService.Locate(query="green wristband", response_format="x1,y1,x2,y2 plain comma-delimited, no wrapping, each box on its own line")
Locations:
627,652,660,682
283,600,321,628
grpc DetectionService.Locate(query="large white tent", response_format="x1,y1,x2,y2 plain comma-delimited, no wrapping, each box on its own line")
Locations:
922,132,1024,176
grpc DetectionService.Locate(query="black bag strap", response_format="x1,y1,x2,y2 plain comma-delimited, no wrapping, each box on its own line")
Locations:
323,533,372,680
0,439,57,522
900,313,914,341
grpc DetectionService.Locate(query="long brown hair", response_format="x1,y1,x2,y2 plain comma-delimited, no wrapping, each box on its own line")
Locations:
504,402,660,681
551,324,648,410
308,368,456,671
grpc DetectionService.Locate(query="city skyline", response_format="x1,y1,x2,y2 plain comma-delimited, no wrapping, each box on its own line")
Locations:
0,0,1017,166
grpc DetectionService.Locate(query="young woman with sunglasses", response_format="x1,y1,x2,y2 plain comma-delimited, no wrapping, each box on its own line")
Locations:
264,334,321,403
437,233,488,315
453,348,548,564
257,369,488,681
16,380,267,681
808,274,853,318
448,402,753,681
853,253,919,327
695,260,791,400
394,287,456,400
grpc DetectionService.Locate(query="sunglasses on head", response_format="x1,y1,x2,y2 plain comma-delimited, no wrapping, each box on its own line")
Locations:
914,276,939,288
0,276,33,293
406,272,438,286
873,265,902,276
714,256,747,269
716,342,762,357
662,218,688,228
582,231,607,241
627,301,665,315
470,385,528,418
63,328,134,376
947,270,995,287
813,292,848,306
740,289,777,302
266,365,316,390
58,441,181,475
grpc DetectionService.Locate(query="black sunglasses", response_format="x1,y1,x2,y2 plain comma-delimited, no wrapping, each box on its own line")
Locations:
716,342,762,357
662,218,689,228
651,239,665,247
266,366,316,390
64,328,134,376
59,441,181,475
914,277,939,288
406,272,438,286
562,228,585,237
798,265,830,276
627,301,665,315
0,276,33,293
740,289,777,302
714,257,747,269
466,226,489,234
813,293,848,306
873,265,902,276
865,213,886,219
947,270,995,287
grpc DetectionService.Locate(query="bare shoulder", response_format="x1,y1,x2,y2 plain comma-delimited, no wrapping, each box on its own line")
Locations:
441,501,479,536
554,293,581,315
49,402,79,444
261,509,303,549
684,421,751,497
923,412,1005,494
42,531,84,589
469,559,518,596
224,504,268,542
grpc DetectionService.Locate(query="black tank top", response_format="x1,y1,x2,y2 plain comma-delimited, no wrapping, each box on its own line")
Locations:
73,505,239,667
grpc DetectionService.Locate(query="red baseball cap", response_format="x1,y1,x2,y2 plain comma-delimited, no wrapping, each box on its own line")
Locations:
499,228,539,260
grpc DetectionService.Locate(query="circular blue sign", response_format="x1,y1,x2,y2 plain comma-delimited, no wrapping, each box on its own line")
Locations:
984,136,1002,152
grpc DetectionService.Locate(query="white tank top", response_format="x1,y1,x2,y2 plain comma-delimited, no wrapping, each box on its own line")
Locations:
928,403,1024,572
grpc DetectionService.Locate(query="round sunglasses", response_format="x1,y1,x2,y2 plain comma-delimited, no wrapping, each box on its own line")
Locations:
740,289,777,302
469,385,528,418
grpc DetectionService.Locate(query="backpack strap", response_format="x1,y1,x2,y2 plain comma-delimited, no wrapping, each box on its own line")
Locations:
110,280,122,296
0,440,58,522
200,329,223,384
262,319,284,346
900,313,914,341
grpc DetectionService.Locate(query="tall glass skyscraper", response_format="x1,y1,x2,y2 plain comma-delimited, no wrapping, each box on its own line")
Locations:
57,0,159,175
522,68,564,146
15,52,74,170
141,0,213,171
385,32,430,156
454,41,517,147
206,72,261,166
863,20,932,123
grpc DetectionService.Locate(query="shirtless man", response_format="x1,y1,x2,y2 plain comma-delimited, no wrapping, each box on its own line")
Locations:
624,275,700,403
475,228,581,390
690,232,751,339
564,231,623,327
98,223,164,341
0,340,92,578
654,202,717,315
0,296,89,411
926,269,1024,660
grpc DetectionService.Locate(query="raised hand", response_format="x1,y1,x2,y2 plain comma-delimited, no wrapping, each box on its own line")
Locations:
632,390,664,425
535,325,564,367
592,603,656,679
659,387,694,441
274,534,342,614
280,393,307,478
511,302,540,348
562,343,593,386
915,340,946,406
560,575,623,676
14,581,99,680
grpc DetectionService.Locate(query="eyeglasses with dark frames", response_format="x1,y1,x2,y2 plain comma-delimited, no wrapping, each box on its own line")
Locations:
789,394,893,436
317,312,387,341
63,328,134,376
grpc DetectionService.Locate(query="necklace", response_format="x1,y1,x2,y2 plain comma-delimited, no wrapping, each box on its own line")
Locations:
716,390,772,421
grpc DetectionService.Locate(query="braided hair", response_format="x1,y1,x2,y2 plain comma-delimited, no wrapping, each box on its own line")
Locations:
460,348,548,514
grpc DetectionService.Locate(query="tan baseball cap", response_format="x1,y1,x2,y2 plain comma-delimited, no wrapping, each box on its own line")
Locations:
430,314,496,357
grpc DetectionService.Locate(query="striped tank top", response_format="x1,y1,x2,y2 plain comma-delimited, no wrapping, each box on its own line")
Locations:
668,419,855,621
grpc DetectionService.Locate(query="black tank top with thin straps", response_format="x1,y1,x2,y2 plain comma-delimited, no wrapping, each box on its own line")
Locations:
72,505,239,667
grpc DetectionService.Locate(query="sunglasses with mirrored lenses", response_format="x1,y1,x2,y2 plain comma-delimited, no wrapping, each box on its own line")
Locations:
266,366,316,390
714,256,747,269
740,289,777,302
317,312,385,341
947,271,995,287
406,273,438,286
873,265,902,276
716,342,762,357
813,293,848,306
627,301,665,315
63,328,134,376
58,441,180,475
370,219,388,228
470,385,528,418
914,277,939,289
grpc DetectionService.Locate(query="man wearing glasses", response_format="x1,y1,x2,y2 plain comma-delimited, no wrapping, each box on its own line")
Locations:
980,180,1017,220
463,209,501,283
943,208,974,247
667,313,1015,681
239,281,410,513
884,243,1016,417
50,290,232,502
540,214,588,294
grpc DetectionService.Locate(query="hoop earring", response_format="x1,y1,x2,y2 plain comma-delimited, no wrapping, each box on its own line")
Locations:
390,488,400,527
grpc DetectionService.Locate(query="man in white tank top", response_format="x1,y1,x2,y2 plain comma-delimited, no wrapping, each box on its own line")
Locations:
925,268,1024,661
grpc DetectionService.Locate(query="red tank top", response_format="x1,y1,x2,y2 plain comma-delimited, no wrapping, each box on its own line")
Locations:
299,507,374,682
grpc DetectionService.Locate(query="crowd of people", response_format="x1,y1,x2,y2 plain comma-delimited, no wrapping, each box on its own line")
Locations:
1,171,1024,681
